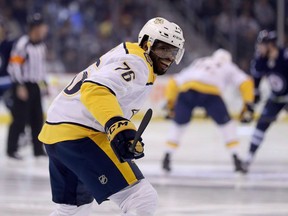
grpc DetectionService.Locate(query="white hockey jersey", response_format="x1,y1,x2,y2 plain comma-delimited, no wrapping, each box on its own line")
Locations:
174,56,249,94
39,42,155,144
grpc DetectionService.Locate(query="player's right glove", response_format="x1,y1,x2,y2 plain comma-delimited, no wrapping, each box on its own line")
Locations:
105,117,144,160
240,103,254,123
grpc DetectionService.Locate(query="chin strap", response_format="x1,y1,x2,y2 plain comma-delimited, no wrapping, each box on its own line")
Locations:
146,41,152,54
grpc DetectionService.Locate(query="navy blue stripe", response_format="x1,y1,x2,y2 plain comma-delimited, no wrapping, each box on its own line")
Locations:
123,42,129,54
45,121,100,132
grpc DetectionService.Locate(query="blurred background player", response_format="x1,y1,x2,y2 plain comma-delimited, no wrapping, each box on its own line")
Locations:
243,30,288,173
38,17,185,215
0,18,13,100
163,49,254,173
6,13,48,160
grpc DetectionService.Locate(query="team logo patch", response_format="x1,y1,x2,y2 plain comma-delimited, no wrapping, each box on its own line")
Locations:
99,175,108,185
154,18,164,24
268,73,285,93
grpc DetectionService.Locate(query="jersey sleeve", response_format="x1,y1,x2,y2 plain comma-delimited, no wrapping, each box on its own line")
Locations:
224,63,249,87
250,54,267,78
80,82,124,127
225,63,254,103
80,56,149,127
250,57,266,91
8,37,28,84
173,61,194,86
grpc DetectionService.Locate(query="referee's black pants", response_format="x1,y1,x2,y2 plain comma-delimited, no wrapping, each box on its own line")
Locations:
7,83,45,156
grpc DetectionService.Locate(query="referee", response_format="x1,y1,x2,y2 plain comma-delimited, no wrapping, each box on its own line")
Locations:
7,13,48,159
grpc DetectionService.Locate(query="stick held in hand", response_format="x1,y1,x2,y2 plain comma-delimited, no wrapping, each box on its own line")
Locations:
129,108,153,153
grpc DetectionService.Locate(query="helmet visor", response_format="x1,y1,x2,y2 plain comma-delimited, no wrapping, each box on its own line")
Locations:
151,40,184,64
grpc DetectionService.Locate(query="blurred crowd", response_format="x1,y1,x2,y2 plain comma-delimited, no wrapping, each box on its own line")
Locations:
171,0,279,71
0,0,285,73
0,0,156,73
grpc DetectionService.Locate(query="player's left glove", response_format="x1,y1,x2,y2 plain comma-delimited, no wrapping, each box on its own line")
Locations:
240,103,254,123
105,117,144,160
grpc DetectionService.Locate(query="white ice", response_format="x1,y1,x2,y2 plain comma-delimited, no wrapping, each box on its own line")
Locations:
1,119,288,216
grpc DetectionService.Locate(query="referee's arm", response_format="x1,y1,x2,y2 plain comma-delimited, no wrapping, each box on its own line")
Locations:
8,43,29,100
8,42,27,83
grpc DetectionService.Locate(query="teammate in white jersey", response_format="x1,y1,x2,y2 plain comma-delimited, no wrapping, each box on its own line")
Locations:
162,49,254,173
39,17,185,216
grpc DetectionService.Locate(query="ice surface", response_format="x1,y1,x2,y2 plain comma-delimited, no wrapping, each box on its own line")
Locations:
0,119,288,216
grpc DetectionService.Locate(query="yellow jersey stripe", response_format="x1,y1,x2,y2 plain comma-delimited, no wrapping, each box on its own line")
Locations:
180,81,221,95
239,78,254,104
124,42,156,85
165,78,179,106
80,82,124,127
38,122,95,144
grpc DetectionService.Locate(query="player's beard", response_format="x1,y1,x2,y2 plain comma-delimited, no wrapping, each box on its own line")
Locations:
149,51,173,76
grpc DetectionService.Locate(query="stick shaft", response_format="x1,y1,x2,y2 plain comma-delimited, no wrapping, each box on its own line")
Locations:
129,108,153,153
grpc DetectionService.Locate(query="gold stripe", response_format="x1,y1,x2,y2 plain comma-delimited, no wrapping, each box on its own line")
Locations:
125,42,156,84
180,81,221,95
226,141,239,148
165,78,179,108
166,141,179,148
38,123,94,144
80,82,124,127
89,132,138,185
239,78,254,103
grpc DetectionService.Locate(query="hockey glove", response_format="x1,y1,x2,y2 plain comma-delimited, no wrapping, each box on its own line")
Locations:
240,103,254,123
105,117,144,160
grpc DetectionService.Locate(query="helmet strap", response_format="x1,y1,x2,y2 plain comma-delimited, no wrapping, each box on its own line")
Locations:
146,41,152,54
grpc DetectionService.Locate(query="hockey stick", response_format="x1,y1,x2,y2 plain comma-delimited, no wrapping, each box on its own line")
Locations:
129,108,153,153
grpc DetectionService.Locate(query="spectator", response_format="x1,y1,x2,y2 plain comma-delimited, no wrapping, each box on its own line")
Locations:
254,0,275,30
236,9,260,70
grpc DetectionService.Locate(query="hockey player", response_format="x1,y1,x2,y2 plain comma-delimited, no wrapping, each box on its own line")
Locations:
38,17,185,216
243,30,288,173
162,49,254,173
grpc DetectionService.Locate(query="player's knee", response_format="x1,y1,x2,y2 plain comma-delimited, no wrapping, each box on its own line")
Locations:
49,203,93,216
134,182,158,215
218,120,237,143
110,179,158,216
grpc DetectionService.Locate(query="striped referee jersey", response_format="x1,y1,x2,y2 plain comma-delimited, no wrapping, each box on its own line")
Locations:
8,35,46,84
